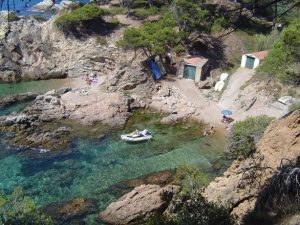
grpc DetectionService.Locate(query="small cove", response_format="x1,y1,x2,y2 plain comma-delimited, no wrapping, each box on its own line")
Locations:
0,78,84,97
0,80,229,224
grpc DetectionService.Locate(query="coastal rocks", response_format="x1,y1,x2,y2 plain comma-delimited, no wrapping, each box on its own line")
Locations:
0,90,71,150
111,171,175,195
204,110,300,222
100,184,180,225
0,92,37,107
0,16,134,82
31,0,57,12
150,86,197,124
32,0,78,13
0,18,68,82
61,88,131,127
44,198,97,224
102,65,155,108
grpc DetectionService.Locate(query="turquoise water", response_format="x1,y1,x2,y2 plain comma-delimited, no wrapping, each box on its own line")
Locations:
0,101,30,116
0,111,227,224
0,79,228,223
0,78,80,97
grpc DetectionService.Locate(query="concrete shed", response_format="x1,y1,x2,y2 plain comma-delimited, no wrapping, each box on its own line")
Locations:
241,50,268,69
180,57,209,82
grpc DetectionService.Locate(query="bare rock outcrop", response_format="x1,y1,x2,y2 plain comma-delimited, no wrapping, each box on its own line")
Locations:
61,88,131,127
204,110,300,222
100,184,179,225
0,16,134,82
0,92,37,106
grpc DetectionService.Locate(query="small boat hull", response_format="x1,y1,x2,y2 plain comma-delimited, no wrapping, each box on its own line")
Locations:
121,134,152,142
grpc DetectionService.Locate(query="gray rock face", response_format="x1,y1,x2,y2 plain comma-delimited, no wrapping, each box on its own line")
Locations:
0,92,37,106
100,185,179,225
0,17,134,82
0,18,66,82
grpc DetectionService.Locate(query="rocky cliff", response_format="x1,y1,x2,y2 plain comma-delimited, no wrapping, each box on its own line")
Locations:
204,110,300,223
0,16,133,82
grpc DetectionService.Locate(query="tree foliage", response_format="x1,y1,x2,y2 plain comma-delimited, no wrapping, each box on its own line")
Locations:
170,0,209,32
258,20,300,85
145,194,236,225
182,195,236,225
117,14,183,56
227,115,274,159
0,188,53,225
174,164,209,195
259,20,300,85
54,3,106,28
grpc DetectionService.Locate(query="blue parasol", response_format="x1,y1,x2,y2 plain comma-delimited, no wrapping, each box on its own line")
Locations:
222,109,233,115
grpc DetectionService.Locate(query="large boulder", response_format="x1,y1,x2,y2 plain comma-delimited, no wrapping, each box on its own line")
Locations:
100,184,179,225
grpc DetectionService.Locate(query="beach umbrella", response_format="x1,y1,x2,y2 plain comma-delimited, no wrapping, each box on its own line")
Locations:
222,109,233,115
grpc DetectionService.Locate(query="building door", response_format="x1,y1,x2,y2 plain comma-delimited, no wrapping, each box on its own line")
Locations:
245,56,255,69
183,65,196,80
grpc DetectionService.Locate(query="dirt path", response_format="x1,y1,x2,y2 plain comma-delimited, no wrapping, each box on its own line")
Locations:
219,67,254,110
161,78,223,127
160,67,284,129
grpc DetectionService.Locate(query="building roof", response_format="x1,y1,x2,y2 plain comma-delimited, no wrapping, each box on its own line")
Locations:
248,50,268,60
184,57,208,67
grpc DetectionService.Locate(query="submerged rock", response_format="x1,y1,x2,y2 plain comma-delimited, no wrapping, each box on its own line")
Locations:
100,184,179,225
44,198,97,224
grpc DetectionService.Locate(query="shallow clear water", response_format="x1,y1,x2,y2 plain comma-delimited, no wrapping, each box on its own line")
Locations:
0,78,82,97
0,101,29,116
0,112,227,223
0,79,228,223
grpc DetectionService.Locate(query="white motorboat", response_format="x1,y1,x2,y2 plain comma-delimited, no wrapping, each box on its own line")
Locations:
121,129,152,142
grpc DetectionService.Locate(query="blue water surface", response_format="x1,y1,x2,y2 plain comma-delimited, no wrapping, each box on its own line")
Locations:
1,0,89,16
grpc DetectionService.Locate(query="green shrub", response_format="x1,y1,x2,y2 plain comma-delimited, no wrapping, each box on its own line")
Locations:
145,194,236,225
4,12,20,22
174,164,209,195
31,15,47,22
0,188,53,225
210,17,227,33
146,215,181,225
131,7,160,19
118,14,183,56
289,102,300,112
258,19,300,85
182,195,236,225
227,115,274,159
104,6,126,15
55,3,105,28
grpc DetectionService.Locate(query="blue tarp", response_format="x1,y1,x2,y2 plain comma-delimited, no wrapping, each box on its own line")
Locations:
148,59,162,80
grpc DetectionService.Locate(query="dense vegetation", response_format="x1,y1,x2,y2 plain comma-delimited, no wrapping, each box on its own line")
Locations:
0,188,52,225
173,165,209,195
54,3,108,32
227,115,274,159
258,19,300,85
55,4,105,26
117,14,184,56
146,195,236,225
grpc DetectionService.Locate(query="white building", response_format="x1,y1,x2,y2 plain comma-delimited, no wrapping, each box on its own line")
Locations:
241,50,268,69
